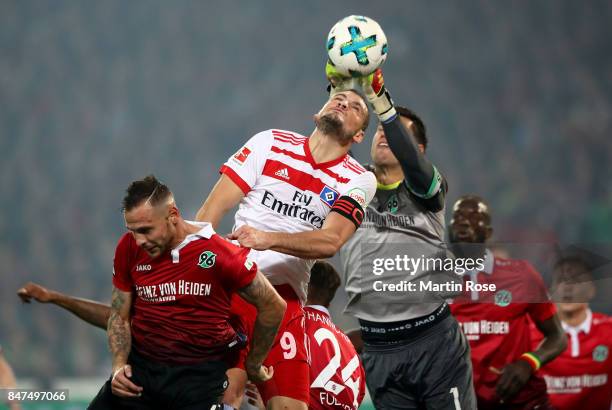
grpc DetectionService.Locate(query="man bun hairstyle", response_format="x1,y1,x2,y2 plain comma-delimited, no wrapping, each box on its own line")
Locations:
122,175,172,212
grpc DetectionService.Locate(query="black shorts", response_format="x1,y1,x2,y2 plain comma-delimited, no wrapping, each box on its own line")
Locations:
361,312,476,410
88,349,227,410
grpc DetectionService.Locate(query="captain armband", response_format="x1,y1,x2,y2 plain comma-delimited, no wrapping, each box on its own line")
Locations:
406,165,442,199
330,196,365,228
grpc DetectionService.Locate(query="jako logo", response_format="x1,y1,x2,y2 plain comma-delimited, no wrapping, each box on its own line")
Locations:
136,264,152,272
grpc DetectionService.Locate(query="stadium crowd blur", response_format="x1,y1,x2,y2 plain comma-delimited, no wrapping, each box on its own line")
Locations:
1,0,611,382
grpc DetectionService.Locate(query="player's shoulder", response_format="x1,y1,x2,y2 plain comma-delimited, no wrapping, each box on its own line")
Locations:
116,232,137,253
340,160,376,188
494,256,538,276
186,222,228,251
341,154,368,174
268,129,308,146
592,312,612,328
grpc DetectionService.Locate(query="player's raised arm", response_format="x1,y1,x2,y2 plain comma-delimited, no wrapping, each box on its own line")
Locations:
108,286,142,398
196,131,273,228
360,68,445,209
237,271,286,383
18,282,110,330
196,174,245,228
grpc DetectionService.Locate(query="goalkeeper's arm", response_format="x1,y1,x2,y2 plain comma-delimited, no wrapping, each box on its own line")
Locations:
383,116,444,206
361,69,445,209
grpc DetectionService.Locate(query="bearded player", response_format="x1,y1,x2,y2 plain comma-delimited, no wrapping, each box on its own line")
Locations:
195,88,376,409
449,195,567,409
18,262,366,410
87,176,285,410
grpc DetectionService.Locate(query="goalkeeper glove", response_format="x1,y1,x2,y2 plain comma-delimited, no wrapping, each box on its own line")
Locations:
325,60,361,96
360,68,397,123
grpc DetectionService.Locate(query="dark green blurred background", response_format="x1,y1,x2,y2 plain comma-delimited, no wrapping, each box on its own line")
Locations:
1,0,611,394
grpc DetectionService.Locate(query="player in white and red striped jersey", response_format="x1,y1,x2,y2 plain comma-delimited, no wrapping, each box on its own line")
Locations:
305,261,366,410
197,90,376,410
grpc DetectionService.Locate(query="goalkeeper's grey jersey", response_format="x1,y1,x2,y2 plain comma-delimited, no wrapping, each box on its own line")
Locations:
340,181,452,322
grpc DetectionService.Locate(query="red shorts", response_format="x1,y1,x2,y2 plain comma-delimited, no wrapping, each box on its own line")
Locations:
229,285,310,405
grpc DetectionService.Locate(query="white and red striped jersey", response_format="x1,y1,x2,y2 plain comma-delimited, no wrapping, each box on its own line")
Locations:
220,129,376,301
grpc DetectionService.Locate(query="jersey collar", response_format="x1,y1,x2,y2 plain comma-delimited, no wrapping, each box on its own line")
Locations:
562,309,592,357
304,138,347,170
170,221,215,263
377,180,402,190
306,304,331,316
562,308,592,335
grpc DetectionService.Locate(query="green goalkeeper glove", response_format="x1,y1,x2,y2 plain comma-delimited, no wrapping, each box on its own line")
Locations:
360,68,397,123
325,60,361,95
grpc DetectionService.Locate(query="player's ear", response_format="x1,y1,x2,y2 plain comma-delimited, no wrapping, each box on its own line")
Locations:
586,280,596,300
484,226,493,241
418,144,425,154
352,129,365,144
168,204,180,224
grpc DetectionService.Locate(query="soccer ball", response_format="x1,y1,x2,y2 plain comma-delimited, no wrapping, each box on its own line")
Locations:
326,15,388,77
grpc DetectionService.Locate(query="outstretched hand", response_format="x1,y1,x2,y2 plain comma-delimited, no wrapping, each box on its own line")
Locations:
17,282,54,304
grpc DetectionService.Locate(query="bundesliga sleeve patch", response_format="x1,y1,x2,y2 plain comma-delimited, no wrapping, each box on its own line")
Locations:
232,146,251,165
331,195,365,228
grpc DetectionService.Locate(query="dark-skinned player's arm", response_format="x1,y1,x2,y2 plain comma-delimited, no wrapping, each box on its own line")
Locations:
18,282,110,330
237,271,286,383
495,313,566,402
363,69,445,211
196,174,245,229
108,287,143,398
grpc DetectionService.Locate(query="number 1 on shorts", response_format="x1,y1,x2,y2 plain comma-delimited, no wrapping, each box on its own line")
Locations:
449,386,461,410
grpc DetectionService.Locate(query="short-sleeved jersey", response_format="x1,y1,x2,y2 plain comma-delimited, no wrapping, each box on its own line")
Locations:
304,306,366,410
531,311,612,410
112,222,257,365
221,129,376,302
450,253,556,405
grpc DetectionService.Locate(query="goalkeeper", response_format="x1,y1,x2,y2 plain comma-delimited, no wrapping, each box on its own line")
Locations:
329,63,477,409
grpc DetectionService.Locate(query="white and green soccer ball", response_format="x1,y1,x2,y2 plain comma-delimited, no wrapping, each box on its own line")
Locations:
326,15,388,77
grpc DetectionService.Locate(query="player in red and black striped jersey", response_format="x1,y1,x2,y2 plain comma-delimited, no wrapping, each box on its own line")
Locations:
449,195,567,410
531,255,612,410
87,175,286,410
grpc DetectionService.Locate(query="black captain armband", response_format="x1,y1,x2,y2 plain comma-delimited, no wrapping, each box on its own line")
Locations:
330,196,365,228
